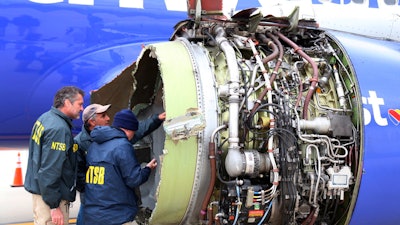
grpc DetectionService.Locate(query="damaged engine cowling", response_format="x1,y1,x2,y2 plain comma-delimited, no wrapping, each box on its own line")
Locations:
93,9,363,225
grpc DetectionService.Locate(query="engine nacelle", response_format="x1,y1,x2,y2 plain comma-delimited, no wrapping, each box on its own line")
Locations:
93,9,363,225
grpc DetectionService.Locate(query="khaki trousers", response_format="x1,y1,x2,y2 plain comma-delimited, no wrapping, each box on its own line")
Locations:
122,221,136,225
32,194,70,225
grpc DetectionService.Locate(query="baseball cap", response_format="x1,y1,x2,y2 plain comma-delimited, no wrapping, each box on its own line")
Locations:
82,103,111,122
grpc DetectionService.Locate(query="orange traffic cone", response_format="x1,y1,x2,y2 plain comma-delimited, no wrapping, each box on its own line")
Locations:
11,152,24,187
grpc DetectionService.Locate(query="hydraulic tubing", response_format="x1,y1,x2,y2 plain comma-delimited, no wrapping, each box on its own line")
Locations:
266,32,284,83
256,33,279,64
276,31,319,120
200,125,227,221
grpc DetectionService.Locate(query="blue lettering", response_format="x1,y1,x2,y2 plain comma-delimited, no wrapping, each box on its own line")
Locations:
29,0,63,3
28,0,399,11
312,0,323,4
368,0,379,8
29,0,186,10
310,0,397,8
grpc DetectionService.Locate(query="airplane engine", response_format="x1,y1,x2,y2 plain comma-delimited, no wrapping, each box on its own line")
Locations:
93,10,363,225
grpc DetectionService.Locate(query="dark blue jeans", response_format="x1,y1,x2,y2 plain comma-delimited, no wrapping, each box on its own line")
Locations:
76,192,85,225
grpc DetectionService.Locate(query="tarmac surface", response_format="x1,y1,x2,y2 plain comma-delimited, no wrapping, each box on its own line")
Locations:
1,149,139,225
0,149,79,225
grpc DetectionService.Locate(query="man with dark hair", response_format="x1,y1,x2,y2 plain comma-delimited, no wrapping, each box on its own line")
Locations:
84,109,158,225
24,86,84,225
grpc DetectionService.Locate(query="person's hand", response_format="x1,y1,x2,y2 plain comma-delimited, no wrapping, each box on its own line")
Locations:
50,207,64,225
158,112,166,121
146,158,157,169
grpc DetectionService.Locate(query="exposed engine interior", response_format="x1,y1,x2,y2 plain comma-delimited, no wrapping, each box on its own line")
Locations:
92,7,363,225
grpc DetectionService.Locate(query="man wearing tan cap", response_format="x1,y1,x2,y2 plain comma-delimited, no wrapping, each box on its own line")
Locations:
74,103,111,225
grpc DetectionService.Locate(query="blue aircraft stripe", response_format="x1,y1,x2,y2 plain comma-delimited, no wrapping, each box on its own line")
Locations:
236,0,261,10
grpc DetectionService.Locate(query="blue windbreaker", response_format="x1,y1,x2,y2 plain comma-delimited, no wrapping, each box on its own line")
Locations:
75,114,163,195
84,126,151,225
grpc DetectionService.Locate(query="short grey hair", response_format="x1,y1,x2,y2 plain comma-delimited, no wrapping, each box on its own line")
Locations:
53,86,84,108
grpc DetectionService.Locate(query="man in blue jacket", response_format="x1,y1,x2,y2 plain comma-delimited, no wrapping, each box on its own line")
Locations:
24,86,84,225
74,103,111,225
84,109,158,225
75,104,165,225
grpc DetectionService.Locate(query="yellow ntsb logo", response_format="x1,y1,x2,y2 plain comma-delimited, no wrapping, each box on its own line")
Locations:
86,166,105,185
73,143,78,152
51,142,66,151
32,121,44,145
